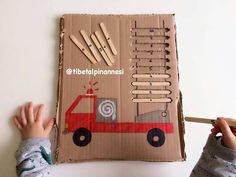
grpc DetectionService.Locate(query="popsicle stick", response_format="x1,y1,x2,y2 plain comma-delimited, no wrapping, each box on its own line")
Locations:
80,30,102,62
69,35,97,64
100,22,118,55
185,117,236,127
132,73,170,79
132,81,171,86
95,31,115,63
132,90,171,95
90,34,112,66
132,98,172,103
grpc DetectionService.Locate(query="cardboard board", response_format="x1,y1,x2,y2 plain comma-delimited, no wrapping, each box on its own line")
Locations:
55,14,185,163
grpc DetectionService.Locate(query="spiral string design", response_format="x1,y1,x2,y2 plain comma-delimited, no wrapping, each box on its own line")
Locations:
98,100,116,121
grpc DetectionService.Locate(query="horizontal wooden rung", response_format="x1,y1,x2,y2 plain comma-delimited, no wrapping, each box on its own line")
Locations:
131,41,170,46
133,50,170,55
132,81,171,86
131,37,167,44
131,28,170,33
132,98,172,103
132,90,171,95
131,35,170,39
132,53,169,59
132,74,170,79
131,66,171,70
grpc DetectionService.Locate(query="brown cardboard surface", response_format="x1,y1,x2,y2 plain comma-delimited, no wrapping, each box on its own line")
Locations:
56,14,185,163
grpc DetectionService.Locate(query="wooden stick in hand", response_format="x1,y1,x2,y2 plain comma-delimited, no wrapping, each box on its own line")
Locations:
185,117,236,127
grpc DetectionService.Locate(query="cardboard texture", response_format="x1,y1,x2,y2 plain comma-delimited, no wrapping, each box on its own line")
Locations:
56,14,185,163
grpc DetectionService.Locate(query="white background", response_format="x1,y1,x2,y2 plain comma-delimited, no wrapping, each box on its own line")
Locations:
1,0,236,177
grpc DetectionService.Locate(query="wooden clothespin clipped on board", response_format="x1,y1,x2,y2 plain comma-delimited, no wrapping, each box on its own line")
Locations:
99,22,118,56
185,117,236,127
69,35,97,64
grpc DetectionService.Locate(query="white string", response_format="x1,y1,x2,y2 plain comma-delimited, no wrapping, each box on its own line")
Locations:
98,100,116,121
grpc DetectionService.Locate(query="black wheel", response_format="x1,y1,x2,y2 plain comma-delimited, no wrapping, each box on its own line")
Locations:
73,128,92,147
147,128,165,147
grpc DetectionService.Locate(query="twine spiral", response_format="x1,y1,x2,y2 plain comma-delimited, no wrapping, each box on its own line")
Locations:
98,100,116,121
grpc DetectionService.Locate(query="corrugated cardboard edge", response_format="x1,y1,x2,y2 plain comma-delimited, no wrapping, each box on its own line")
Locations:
174,14,186,160
54,16,65,164
54,14,186,163
177,91,186,160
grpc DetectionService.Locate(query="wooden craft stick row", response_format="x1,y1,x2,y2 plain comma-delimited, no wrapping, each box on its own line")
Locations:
80,30,102,62
69,35,97,64
95,31,115,64
90,34,112,66
100,22,118,55
132,98,172,103
132,90,171,95
132,81,171,86
132,73,170,79
185,117,236,127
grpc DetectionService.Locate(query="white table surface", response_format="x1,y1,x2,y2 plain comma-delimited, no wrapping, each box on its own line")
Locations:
1,0,236,176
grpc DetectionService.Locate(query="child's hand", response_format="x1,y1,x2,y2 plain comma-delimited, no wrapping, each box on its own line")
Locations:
13,102,54,140
211,117,236,150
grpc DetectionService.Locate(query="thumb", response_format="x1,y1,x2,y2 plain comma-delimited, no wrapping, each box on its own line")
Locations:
44,118,55,135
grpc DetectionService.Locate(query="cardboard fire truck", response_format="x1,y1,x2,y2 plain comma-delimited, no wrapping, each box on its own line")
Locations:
65,87,174,148
57,14,185,163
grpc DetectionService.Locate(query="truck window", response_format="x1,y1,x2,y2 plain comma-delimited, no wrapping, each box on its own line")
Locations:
72,97,94,113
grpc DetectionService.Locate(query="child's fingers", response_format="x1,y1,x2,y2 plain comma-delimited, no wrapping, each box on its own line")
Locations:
44,118,55,135
211,126,220,135
231,126,236,135
212,121,221,134
13,116,23,130
27,102,35,123
216,118,235,139
35,104,45,124
20,106,27,126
